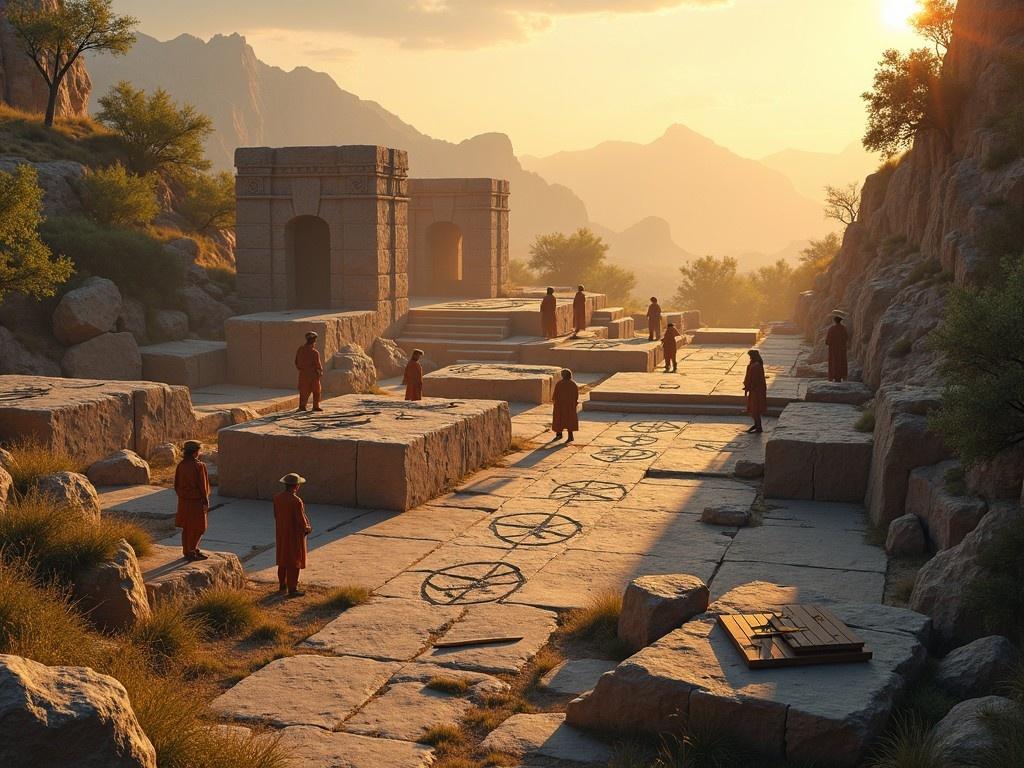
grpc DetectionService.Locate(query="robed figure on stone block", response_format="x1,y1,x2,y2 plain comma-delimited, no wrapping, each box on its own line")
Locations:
274,473,312,597
647,297,662,341
826,315,849,382
662,322,680,373
295,331,324,411
743,349,767,434
404,349,424,401
541,287,558,338
174,440,210,561
551,369,579,443
572,285,587,339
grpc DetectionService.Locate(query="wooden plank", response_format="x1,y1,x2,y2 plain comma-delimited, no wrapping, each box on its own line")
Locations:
814,605,862,645
781,605,864,654
718,611,873,669
769,611,812,650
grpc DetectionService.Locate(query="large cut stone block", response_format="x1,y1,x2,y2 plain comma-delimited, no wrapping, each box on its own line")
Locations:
218,396,511,510
765,402,873,502
140,340,227,389
423,364,561,404
905,461,987,550
618,574,710,652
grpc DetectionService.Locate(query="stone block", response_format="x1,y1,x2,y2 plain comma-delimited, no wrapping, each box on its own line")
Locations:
618,574,710,652
764,403,873,502
701,504,752,526
885,514,926,557
343,682,471,742
141,341,227,389
734,460,764,479
62,333,142,381
423,364,561,404
805,380,874,406
606,317,635,339
691,327,761,344
139,544,246,605
905,461,987,550
274,726,433,768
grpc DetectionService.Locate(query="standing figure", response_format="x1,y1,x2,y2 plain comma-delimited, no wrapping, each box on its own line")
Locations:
572,285,587,339
662,322,680,373
551,368,580,443
540,287,559,338
274,472,312,597
295,331,324,412
647,297,662,341
174,440,210,561
826,315,849,382
743,349,768,434
404,349,424,401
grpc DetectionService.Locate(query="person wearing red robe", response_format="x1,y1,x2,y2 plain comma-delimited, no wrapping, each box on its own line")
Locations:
571,285,587,339
743,349,768,434
647,297,663,341
826,316,849,382
174,440,210,561
404,349,424,401
294,331,324,412
551,369,580,443
540,287,559,338
274,473,312,597
662,322,680,372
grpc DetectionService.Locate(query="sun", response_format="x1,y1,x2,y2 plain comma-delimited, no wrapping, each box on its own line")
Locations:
882,0,921,30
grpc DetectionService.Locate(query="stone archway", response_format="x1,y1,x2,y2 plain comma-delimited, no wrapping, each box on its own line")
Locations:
426,221,463,294
286,215,331,309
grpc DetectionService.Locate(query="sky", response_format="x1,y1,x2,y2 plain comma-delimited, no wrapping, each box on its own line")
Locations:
110,0,923,159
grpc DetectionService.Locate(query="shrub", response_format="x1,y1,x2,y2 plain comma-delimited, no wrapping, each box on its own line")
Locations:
78,163,159,227
315,585,371,611
855,408,876,434
248,619,289,645
128,601,205,671
3,436,76,494
418,723,466,749
966,512,1024,644
868,715,952,768
187,588,259,639
179,171,235,232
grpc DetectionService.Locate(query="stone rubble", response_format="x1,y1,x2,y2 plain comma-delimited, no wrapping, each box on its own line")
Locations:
885,513,927,557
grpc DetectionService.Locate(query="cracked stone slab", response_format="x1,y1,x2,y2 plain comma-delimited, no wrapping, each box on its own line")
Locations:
520,466,647,501
343,682,472,742
649,438,767,477
724,524,886,573
98,484,178,519
539,659,619,697
354,505,488,542
300,598,460,660
760,500,870,531
388,662,510,701
456,468,541,497
196,497,369,549
211,655,400,728
612,478,757,515
499,445,583,473
571,507,736,560
426,492,506,513
710,561,885,605
480,713,612,766
275,726,433,768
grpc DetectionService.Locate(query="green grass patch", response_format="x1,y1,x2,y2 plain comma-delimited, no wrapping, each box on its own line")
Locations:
315,585,372,611
187,588,260,639
0,104,124,166
868,715,952,768
855,408,876,434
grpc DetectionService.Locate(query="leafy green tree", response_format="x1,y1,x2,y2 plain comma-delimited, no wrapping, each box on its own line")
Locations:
673,255,757,326
929,255,1024,464
528,228,637,305
96,82,213,177
78,163,159,228
862,47,947,157
750,259,799,323
179,172,235,232
794,232,841,289
912,0,956,55
0,165,72,300
6,0,137,127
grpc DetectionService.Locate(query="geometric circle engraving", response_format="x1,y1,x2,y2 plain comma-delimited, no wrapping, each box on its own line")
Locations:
629,421,679,434
573,340,620,350
421,562,525,605
616,434,658,447
591,447,658,463
548,480,628,502
490,512,582,547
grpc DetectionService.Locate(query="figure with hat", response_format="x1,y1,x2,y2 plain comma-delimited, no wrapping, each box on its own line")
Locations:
571,285,587,339
662,321,680,373
274,472,312,597
295,331,324,412
826,313,849,383
743,349,767,434
404,349,424,401
174,440,210,561
550,368,579,443
647,297,663,342
540,287,559,338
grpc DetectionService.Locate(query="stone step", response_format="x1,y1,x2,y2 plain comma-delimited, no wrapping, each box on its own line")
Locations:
592,306,625,321
605,317,635,339
406,312,514,327
454,350,519,363
399,327,508,341
583,400,786,417
139,544,246,606
583,326,609,339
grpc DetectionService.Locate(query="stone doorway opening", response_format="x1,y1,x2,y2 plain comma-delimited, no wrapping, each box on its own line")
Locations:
287,215,331,309
427,221,463,294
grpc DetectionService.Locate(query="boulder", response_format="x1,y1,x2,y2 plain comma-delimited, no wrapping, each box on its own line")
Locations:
905,461,988,550
0,465,11,513
35,472,100,523
885,514,926,557
52,277,123,345
910,504,1022,649
72,540,152,632
933,696,1019,765
701,504,751,527
150,310,189,342
62,333,143,381
140,545,246,605
116,298,148,345
733,460,764,479
934,635,1019,699
86,450,151,487
373,337,407,378
164,237,200,268
147,442,180,468
0,326,60,376
0,653,156,768
323,343,377,395
617,574,710,652
175,286,232,337
804,380,873,406
0,447,11,470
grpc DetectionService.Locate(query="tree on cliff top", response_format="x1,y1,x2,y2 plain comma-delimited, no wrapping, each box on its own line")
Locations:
6,0,137,127
862,47,948,157
912,0,957,55
528,228,637,305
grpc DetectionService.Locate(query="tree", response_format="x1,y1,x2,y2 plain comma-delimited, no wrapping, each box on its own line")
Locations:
794,232,841,289
96,82,213,177
673,255,757,327
912,0,956,55
527,228,637,305
78,164,158,228
824,183,861,226
750,259,799,323
5,0,137,127
509,258,535,286
862,47,947,157
180,172,235,232
0,165,73,300
929,255,1024,464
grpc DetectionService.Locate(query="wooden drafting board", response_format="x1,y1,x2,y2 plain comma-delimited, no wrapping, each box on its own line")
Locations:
771,604,865,655
718,606,872,669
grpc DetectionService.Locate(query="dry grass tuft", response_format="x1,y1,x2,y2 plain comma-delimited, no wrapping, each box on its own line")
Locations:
187,588,260,639
426,675,472,695
560,589,630,659
314,585,372,611
855,408,876,434
419,723,467,749
868,715,952,768
248,619,289,645
3,437,77,494
129,601,206,672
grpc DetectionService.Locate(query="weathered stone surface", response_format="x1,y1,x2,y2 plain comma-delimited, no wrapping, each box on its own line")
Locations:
967,446,1024,501
62,333,143,381
140,340,227,388
481,713,612,765
701,504,751,526
0,157,85,216
733,460,764,479
424,364,562,404
323,343,377,395
343,681,472,742
52,277,122,345
148,442,180,468
73,540,152,632
539,659,618,697
274,725,434,768
86,450,151,487
372,337,407,378
0,325,60,376
117,297,148,345
933,696,1019,765
150,309,189,342
935,635,1019,699
35,471,100,522
804,380,873,406
765,402,873,502
175,286,232,337
388,662,510,702
139,544,245,605
885,514,926,557
905,460,988,550
211,654,400,728
618,574,710,652
910,504,1022,649
0,654,156,768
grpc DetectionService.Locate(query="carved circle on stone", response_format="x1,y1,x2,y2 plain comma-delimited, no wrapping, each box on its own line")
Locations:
591,447,658,463
245,178,264,194
0,385,52,402
574,340,620,350
693,439,747,452
489,512,582,547
616,434,658,447
548,480,628,502
421,562,525,605
276,410,381,432
629,421,679,434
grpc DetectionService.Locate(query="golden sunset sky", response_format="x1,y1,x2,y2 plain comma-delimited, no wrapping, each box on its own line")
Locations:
113,0,923,158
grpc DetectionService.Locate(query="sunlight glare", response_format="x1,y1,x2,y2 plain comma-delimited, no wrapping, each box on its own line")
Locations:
882,0,920,31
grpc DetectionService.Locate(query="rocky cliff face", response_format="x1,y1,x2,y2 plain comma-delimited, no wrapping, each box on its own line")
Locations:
801,0,1024,391
0,0,90,118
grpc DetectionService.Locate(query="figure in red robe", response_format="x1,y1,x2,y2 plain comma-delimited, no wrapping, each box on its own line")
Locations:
743,349,768,434
647,297,662,341
826,316,849,382
572,285,587,339
540,287,559,338
295,331,324,411
551,369,579,443
404,349,424,401
274,473,312,597
174,440,210,561
662,322,680,372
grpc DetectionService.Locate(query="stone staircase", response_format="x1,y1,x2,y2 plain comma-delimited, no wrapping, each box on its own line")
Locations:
591,307,635,339
401,310,512,342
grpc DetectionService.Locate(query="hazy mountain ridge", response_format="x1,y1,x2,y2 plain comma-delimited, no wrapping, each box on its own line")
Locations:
760,142,879,201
